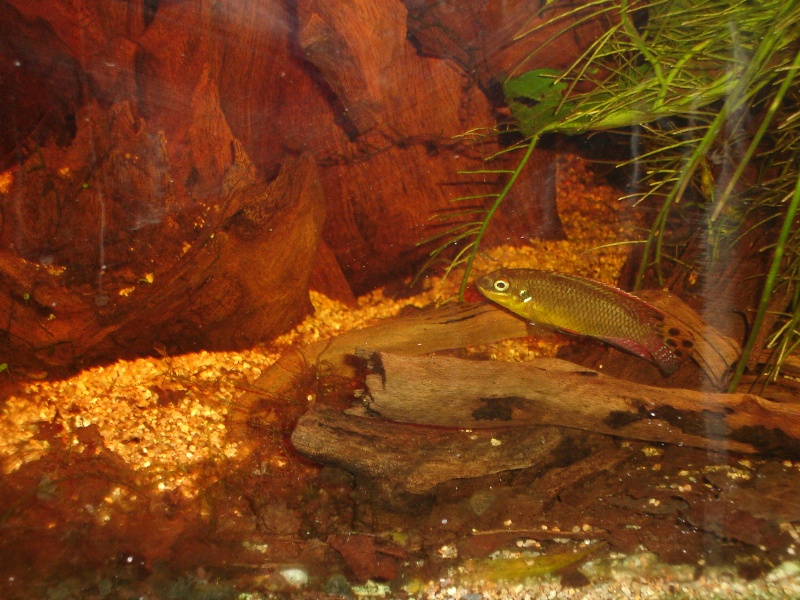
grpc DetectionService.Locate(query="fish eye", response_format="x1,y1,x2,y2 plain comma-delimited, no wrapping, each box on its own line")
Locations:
493,278,510,292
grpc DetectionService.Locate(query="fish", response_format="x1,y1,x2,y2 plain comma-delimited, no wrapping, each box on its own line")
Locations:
475,267,694,375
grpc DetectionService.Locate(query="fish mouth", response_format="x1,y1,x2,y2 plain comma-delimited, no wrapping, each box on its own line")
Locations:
475,274,494,292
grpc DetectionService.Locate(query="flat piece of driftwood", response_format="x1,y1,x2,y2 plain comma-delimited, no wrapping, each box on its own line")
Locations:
310,302,529,369
290,406,575,494
359,351,800,456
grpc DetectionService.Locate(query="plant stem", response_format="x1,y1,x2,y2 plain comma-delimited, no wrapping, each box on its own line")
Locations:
728,171,800,392
458,135,540,300
711,45,800,221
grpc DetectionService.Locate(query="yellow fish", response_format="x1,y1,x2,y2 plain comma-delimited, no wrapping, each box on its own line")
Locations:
476,268,694,375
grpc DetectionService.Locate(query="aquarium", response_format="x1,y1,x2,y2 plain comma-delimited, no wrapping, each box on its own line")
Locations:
1,0,800,598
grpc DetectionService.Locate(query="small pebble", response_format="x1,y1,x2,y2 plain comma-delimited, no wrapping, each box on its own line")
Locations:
279,567,308,587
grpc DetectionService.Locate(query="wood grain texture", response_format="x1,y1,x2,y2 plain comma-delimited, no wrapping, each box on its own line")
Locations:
360,351,800,455
291,405,573,494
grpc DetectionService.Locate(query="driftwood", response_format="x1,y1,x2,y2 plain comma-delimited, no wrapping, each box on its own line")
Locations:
277,293,751,492
291,405,582,494
230,302,530,439
638,290,740,388
287,290,744,492
359,351,800,456
239,292,740,453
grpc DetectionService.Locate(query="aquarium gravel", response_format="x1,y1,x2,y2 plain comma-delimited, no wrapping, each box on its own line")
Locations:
413,561,800,600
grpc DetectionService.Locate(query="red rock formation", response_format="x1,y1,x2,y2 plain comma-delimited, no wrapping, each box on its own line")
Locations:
0,0,596,370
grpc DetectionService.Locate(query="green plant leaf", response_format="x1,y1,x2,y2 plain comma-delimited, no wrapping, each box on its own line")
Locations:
504,68,571,135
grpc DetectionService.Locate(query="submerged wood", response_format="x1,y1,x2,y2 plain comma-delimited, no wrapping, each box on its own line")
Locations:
291,405,575,494
247,288,732,400
239,292,739,453
258,293,747,491
638,290,740,388
291,403,630,498
360,351,800,456
230,302,530,440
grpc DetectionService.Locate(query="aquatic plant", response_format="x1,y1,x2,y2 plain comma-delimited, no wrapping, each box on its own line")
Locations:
423,0,800,388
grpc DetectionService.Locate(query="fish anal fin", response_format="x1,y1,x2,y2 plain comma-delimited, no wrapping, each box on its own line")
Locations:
604,326,693,376
604,337,655,364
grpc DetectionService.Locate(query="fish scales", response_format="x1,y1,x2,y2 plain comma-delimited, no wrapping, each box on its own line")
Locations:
476,268,694,375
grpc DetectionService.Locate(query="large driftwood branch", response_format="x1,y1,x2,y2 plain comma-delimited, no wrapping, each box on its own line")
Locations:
237,293,738,458
359,351,800,456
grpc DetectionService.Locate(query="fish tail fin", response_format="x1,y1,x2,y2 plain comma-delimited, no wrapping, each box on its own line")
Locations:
646,334,683,375
648,320,696,376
